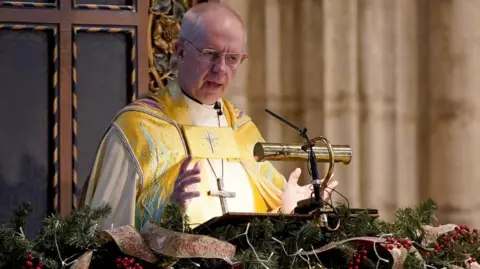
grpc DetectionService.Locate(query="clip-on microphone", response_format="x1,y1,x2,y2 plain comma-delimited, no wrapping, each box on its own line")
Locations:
214,101,223,116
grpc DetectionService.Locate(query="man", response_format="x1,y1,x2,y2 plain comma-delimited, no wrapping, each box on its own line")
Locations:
80,2,338,230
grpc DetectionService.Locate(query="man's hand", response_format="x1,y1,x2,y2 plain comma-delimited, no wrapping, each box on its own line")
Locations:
170,156,202,210
281,168,339,214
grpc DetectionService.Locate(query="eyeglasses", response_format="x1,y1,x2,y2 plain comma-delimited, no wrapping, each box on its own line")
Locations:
184,39,246,66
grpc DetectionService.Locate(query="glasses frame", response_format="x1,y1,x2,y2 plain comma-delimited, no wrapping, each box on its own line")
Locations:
183,39,247,67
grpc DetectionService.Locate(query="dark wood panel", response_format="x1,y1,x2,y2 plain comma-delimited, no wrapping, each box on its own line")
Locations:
72,28,136,208
74,0,132,5
73,0,134,10
0,9,139,24
0,24,58,238
0,0,54,2
0,0,56,9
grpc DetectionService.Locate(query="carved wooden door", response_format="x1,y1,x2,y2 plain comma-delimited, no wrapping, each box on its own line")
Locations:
0,0,213,237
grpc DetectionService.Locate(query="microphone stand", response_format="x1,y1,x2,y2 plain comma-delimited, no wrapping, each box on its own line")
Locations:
264,109,324,212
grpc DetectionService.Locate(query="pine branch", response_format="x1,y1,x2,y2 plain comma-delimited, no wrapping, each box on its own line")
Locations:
12,202,32,234
1,198,475,269
158,203,193,233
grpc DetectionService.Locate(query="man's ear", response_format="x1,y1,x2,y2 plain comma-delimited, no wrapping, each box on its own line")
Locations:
174,39,184,58
240,53,248,64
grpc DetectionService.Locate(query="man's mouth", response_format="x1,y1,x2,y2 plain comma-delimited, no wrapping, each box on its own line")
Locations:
206,81,222,88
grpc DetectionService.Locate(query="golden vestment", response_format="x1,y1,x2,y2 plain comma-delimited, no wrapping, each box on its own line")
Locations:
80,81,286,230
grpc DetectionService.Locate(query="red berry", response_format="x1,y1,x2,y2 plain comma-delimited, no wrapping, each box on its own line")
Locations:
473,258,477,262
474,228,478,233
468,259,473,264
362,255,367,261
387,245,394,250
129,258,135,264
349,260,354,265
396,243,402,249
455,226,460,231
25,261,33,268
355,258,360,264
463,250,468,254
354,266,359,269
36,267,41,269
362,250,367,255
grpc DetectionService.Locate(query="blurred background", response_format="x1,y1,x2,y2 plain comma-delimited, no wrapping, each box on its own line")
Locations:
220,0,480,226
1,0,479,237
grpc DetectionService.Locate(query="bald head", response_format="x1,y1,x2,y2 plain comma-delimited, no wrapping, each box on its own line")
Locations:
179,2,246,45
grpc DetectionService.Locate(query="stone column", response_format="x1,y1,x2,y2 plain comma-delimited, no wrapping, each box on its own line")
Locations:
322,0,361,206
428,0,480,226
393,0,420,207
358,0,397,220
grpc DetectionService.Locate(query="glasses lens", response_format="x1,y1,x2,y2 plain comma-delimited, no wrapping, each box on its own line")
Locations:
201,50,219,62
226,54,242,65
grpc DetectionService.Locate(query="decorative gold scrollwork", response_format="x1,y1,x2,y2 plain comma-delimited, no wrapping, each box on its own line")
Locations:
148,0,191,93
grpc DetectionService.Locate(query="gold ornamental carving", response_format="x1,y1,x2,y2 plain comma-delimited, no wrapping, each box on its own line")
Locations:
148,0,192,93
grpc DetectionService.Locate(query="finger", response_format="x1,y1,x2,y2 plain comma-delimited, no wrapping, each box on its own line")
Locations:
194,160,202,170
327,180,339,190
323,181,338,199
178,191,201,202
288,168,302,184
176,177,201,191
180,167,201,179
179,155,193,174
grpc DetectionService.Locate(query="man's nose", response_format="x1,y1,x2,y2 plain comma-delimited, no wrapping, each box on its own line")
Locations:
211,56,227,73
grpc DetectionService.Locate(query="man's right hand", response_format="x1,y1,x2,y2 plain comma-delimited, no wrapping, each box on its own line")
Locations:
170,156,202,210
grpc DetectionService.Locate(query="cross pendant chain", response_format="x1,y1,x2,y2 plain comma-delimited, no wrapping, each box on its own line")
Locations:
204,117,235,215
206,159,236,215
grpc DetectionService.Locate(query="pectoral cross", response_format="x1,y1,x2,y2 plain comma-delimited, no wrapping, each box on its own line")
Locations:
203,131,217,153
208,177,236,215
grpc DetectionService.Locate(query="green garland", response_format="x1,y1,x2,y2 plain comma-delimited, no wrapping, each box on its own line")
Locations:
0,199,479,269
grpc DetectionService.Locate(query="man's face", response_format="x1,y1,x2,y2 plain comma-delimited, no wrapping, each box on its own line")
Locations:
176,17,246,105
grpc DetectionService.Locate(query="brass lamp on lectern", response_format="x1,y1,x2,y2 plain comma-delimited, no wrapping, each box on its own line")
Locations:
253,139,352,192
254,109,354,230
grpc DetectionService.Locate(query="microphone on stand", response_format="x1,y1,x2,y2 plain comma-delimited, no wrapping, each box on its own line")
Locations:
264,109,324,209
214,101,223,116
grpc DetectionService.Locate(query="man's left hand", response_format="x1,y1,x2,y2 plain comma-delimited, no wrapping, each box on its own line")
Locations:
280,168,339,214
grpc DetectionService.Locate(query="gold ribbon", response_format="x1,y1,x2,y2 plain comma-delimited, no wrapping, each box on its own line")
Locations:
70,222,236,268
139,222,236,259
